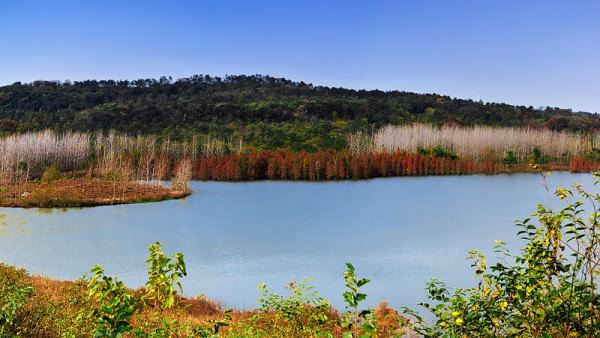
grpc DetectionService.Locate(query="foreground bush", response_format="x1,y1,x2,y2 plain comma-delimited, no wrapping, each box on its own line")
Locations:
404,173,600,336
0,253,405,336
0,264,32,335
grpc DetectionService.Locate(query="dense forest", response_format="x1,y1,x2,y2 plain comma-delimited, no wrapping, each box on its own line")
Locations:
0,75,598,151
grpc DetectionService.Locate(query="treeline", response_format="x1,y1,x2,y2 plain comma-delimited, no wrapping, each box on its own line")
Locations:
196,150,600,180
197,150,498,180
0,131,200,184
1,74,598,151
2,130,598,184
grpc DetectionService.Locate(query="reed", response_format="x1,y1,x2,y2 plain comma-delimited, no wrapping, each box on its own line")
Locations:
173,157,193,191
365,124,591,161
0,130,90,183
0,130,227,184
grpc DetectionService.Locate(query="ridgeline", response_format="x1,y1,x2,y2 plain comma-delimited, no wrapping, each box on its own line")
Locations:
1,75,598,151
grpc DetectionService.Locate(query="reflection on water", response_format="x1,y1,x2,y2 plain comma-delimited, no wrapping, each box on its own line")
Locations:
0,209,116,238
0,173,595,310
36,207,72,214
0,213,31,237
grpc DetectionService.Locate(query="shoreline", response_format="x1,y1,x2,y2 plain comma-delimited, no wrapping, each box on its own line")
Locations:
0,169,595,208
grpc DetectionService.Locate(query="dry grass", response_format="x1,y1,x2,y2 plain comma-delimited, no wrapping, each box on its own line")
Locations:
361,124,591,161
1,263,224,336
1,262,411,336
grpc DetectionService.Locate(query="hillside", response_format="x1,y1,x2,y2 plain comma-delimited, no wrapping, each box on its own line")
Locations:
0,75,598,151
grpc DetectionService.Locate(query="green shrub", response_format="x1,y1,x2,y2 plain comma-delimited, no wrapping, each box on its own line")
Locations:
87,264,139,337
342,263,375,337
532,146,547,164
432,146,458,160
403,172,600,336
502,150,518,166
416,147,430,156
417,146,458,160
144,242,187,310
41,163,61,182
0,264,33,336
230,278,334,337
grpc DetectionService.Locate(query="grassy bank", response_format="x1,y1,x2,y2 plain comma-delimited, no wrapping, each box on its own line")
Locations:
0,251,408,337
0,179,190,208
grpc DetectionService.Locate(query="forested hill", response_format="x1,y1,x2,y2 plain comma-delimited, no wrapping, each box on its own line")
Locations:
0,74,597,150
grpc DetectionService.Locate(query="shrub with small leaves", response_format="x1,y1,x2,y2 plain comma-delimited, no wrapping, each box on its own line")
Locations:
232,278,334,337
196,308,232,337
0,264,33,336
40,163,61,183
342,262,375,337
417,146,458,160
502,150,518,166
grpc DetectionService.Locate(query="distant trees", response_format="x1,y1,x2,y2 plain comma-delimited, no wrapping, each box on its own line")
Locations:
0,118,17,132
0,131,202,184
172,157,193,191
0,75,598,152
195,149,492,181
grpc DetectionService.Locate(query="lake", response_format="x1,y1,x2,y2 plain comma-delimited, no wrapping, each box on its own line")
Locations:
0,172,595,310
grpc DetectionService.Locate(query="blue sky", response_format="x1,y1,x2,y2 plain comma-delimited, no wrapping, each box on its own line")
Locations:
1,0,599,112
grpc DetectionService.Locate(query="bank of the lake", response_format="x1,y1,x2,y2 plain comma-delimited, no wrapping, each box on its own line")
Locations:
0,179,190,208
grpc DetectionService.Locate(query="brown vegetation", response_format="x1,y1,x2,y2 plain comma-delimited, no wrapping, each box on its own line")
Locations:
195,148,599,181
1,263,223,336
0,179,190,208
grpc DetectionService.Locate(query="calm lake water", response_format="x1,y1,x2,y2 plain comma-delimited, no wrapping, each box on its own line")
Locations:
0,173,595,310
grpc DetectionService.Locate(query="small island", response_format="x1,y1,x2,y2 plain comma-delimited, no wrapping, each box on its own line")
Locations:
0,179,190,208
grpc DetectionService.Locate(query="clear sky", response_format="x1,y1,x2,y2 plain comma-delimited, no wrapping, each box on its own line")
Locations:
1,0,599,112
